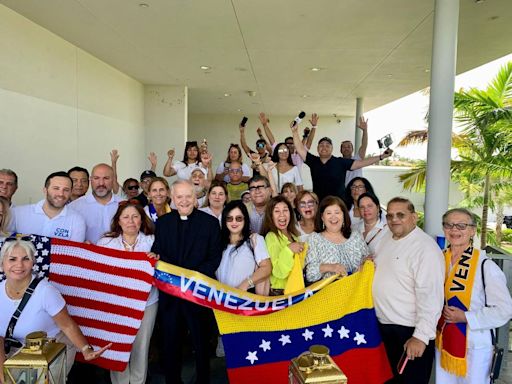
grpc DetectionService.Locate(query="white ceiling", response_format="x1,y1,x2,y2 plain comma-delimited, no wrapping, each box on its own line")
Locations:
2,0,511,116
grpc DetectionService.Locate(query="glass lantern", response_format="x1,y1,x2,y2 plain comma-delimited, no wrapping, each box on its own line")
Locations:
289,345,347,384
3,331,66,384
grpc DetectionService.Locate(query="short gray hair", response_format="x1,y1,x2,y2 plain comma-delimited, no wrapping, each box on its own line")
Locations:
442,208,476,225
170,179,195,196
0,239,36,272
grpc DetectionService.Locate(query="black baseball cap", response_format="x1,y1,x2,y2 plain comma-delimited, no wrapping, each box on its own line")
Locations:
318,137,333,145
140,170,156,181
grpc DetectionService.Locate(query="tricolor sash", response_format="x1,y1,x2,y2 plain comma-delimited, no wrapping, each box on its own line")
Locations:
436,246,480,377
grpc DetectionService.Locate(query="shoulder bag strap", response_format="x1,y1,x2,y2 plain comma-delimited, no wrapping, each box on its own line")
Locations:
481,259,497,345
5,277,42,341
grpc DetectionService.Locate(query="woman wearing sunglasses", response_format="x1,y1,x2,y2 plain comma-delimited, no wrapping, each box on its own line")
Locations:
294,190,319,242
215,144,251,183
435,208,512,384
270,143,303,193
97,200,158,384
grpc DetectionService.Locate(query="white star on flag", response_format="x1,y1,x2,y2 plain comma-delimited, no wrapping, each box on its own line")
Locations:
354,332,367,345
32,265,39,272
42,264,49,270
279,334,291,346
36,256,43,263
36,242,43,249
322,324,333,338
302,329,314,341
41,249,49,256
338,326,350,339
259,339,271,352
246,351,258,365
41,237,49,242
38,271,45,278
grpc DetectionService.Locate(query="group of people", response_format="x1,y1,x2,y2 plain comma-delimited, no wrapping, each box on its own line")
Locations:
0,112,511,384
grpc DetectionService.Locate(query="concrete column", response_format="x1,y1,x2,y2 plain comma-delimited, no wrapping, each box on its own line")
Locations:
424,0,459,237
144,85,188,177
354,97,364,151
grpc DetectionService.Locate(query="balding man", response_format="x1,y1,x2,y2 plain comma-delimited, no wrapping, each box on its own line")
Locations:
14,172,86,242
152,180,221,384
69,163,122,243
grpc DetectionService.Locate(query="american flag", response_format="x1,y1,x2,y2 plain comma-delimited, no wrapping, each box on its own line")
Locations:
0,235,155,372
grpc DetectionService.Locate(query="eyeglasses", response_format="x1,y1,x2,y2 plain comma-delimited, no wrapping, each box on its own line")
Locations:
127,185,139,190
249,185,268,192
385,212,409,221
226,215,244,223
350,185,366,190
442,222,475,230
229,168,242,174
278,148,289,154
5,235,33,242
299,200,317,208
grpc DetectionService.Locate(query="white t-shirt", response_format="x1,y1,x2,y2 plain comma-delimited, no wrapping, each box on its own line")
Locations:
14,200,86,242
69,193,122,243
173,161,207,181
271,166,303,191
216,234,269,288
215,162,251,183
96,233,158,306
0,278,66,342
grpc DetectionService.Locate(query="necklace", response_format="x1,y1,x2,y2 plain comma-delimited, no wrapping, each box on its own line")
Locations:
122,236,138,251
6,281,30,298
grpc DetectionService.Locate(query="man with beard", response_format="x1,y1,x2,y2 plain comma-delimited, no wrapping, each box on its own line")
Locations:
67,166,90,202
69,163,122,243
152,180,221,384
13,171,86,241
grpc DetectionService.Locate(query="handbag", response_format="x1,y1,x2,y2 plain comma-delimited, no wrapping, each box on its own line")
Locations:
4,277,42,355
481,259,504,383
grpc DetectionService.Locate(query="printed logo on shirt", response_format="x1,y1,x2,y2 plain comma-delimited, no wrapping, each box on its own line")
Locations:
54,228,70,238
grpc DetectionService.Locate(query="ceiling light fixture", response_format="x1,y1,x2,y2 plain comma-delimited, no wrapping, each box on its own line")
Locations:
475,0,484,3
139,3,149,8
310,67,321,72
248,91,256,97
424,69,430,73
302,95,309,98
200,65,211,70
224,93,231,97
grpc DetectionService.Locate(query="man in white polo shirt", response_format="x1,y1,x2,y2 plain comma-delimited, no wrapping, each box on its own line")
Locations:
14,171,86,242
69,163,122,243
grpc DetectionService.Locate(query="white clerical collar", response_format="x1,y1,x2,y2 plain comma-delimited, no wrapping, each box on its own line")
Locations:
180,215,188,220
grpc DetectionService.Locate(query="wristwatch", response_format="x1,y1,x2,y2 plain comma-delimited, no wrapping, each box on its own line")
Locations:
81,344,93,352
247,277,255,289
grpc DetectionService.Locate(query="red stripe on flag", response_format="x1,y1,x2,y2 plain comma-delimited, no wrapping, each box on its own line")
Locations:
50,274,149,301
51,254,154,284
85,336,133,353
52,238,157,265
64,296,145,319
72,316,139,336
442,324,467,358
227,345,392,384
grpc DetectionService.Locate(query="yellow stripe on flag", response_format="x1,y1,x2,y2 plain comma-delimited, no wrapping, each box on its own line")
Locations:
216,261,375,335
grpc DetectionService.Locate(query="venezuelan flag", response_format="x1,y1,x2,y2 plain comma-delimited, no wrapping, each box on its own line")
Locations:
215,262,392,384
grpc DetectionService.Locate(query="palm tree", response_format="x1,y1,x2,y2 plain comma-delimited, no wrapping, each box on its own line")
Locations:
398,62,512,247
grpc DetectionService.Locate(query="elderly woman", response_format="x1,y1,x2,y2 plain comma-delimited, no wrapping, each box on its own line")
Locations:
0,239,109,382
97,200,157,384
215,143,251,183
144,177,171,222
0,196,11,240
343,177,377,230
356,192,388,254
305,196,369,284
435,208,512,384
200,180,228,224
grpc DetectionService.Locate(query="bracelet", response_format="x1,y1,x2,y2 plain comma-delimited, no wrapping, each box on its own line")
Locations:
311,126,317,129
247,277,255,289
81,344,93,352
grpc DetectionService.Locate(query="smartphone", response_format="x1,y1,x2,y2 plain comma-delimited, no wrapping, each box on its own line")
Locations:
397,351,409,374
241,116,248,127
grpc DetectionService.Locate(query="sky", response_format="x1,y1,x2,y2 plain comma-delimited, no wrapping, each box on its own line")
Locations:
365,53,512,160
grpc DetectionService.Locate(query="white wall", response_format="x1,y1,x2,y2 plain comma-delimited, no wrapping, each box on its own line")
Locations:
0,5,146,204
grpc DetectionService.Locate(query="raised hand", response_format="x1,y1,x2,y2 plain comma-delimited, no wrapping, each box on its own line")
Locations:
256,127,263,137
167,149,175,159
250,152,261,163
110,149,119,164
259,112,269,125
357,116,368,130
201,151,213,166
148,152,157,167
309,113,319,126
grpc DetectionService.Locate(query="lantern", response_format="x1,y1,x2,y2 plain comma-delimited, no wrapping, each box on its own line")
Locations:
289,345,347,383
3,331,66,384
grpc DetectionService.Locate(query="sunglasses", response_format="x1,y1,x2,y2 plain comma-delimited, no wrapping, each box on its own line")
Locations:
385,212,409,220
119,199,141,207
5,235,33,242
299,201,317,208
442,222,475,230
278,148,289,154
127,185,139,191
226,215,244,223
256,143,265,149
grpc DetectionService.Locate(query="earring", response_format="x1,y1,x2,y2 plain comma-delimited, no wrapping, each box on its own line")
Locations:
322,222,325,230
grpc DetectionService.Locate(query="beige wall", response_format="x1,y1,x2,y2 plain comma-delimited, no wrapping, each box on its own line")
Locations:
0,5,146,204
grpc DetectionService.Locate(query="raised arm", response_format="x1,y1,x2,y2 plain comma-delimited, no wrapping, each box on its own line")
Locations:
257,127,273,153
148,152,157,172
110,149,120,194
259,112,275,146
291,122,308,161
305,113,318,149
201,151,214,187
357,116,369,159
351,149,393,170
239,124,253,157
163,148,177,177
